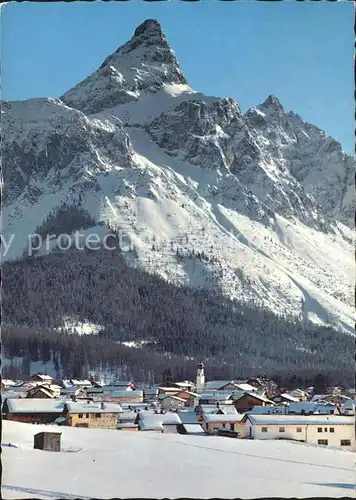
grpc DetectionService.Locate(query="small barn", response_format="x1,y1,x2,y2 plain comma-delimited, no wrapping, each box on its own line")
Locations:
34,431,61,452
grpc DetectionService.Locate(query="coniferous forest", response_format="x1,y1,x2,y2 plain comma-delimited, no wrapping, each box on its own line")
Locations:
2,248,353,386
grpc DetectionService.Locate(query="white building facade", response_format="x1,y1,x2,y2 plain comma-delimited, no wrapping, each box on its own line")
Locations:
245,415,355,451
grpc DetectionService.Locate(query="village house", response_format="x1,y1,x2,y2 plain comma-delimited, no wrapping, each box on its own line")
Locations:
86,384,136,398
1,379,17,390
116,409,139,431
69,379,93,387
249,405,287,415
173,381,195,392
2,385,28,398
26,385,57,399
135,411,182,432
272,393,300,404
60,386,88,399
245,378,265,390
173,390,199,407
117,411,138,430
288,389,309,401
199,392,235,405
3,398,65,424
143,387,159,402
60,401,122,429
243,414,356,450
204,380,242,392
201,413,246,436
29,373,54,385
176,410,205,434
234,392,275,413
157,386,182,396
159,394,186,411
341,400,356,415
287,402,341,415
109,390,144,403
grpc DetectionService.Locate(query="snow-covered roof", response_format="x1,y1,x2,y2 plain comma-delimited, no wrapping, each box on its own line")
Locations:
279,393,300,402
174,381,195,387
121,402,150,410
64,402,123,414
201,404,238,416
203,414,245,423
341,399,356,410
1,379,17,386
219,405,239,415
235,392,274,404
174,390,199,397
200,393,233,401
54,416,70,424
158,386,181,392
5,399,65,414
178,411,199,424
287,402,337,414
60,386,87,394
26,386,56,398
33,374,53,381
247,415,354,426
289,389,308,396
1,392,23,400
204,380,235,390
249,405,286,415
143,388,159,395
159,394,186,402
118,412,137,421
2,386,27,393
110,390,143,398
234,384,257,392
118,423,138,428
182,423,205,434
70,379,92,386
310,394,328,402
137,411,182,428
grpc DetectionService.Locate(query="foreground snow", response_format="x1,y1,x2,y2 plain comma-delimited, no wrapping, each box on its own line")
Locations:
2,421,355,498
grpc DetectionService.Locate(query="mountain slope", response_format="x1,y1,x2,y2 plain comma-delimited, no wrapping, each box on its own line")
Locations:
1,19,354,335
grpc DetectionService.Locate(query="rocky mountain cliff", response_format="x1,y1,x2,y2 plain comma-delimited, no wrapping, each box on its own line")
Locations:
2,19,354,334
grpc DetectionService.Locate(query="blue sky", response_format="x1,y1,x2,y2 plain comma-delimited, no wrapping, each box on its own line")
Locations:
1,1,354,154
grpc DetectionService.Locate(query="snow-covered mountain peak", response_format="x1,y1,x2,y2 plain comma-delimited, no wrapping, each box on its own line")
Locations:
61,19,187,115
2,20,354,334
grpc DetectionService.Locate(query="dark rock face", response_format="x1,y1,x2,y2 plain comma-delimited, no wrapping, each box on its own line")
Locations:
133,19,163,37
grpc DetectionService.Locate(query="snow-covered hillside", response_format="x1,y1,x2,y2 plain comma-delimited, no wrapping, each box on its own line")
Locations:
2,421,355,499
2,19,354,333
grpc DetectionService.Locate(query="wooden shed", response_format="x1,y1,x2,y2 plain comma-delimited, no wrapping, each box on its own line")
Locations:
34,431,61,452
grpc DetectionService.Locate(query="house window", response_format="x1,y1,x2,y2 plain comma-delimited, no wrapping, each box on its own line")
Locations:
296,427,302,433
86,414,89,418
230,423,235,431
261,427,268,433
329,428,334,433
222,423,226,428
324,428,328,432
340,440,351,446
95,413,101,418
318,439,328,445
78,414,83,419
317,427,322,433
279,427,285,433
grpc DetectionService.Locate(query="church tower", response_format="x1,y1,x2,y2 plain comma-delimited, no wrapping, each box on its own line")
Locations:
196,361,205,394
